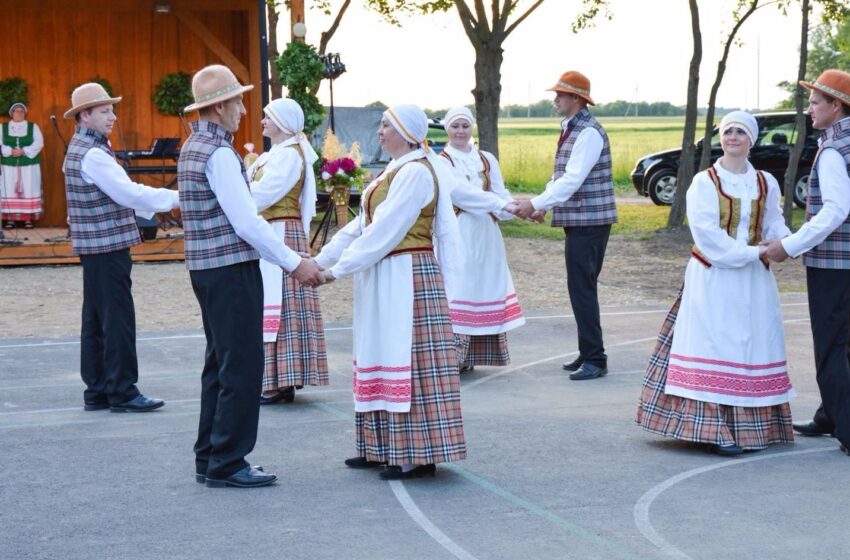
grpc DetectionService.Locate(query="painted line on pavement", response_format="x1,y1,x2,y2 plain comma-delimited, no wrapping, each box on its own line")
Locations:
633,445,835,560
389,481,480,560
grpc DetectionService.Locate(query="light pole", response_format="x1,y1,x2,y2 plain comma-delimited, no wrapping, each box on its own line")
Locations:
320,53,346,133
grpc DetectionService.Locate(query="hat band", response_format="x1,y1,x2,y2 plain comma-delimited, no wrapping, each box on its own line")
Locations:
195,82,243,103
813,81,850,106
557,81,590,96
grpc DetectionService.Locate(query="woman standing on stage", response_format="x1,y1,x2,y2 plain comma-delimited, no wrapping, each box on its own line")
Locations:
1,103,43,228
636,111,795,455
440,106,525,372
249,98,328,405
315,104,467,480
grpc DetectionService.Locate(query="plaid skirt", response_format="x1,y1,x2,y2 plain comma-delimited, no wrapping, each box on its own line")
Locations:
355,253,467,466
455,333,510,367
263,224,329,391
636,291,794,450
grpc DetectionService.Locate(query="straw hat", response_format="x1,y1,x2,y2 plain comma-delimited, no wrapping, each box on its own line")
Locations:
184,65,254,113
548,71,595,106
800,69,850,107
63,83,122,119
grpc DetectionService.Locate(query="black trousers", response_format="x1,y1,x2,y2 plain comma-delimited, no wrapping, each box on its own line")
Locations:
806,267,850,447
564,224,611,367
79,249,140,405
190,260,265,479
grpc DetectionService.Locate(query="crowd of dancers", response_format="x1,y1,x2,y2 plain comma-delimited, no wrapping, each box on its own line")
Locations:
59,64,850,489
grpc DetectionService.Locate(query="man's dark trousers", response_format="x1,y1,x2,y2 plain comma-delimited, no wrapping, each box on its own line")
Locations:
807,267,850,448
79,249,140,405
190,260,264,480
565,224,611,368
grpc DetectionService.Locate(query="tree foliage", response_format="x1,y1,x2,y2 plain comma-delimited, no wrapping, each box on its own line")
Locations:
276,41,327,133
0,77,28,115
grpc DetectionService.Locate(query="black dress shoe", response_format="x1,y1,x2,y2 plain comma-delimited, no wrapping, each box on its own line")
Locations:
459,364,475,373
260,386,295,405
206,466,277,488
562,357,584,372
110,394,165,413
792,421,835,437
708,443,743,456
840,444,849,456
569,363,608,380
196,465,264,484
379,464,436,480
344,456,387,469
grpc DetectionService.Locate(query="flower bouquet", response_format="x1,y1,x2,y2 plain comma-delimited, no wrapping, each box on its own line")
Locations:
317,131,369,225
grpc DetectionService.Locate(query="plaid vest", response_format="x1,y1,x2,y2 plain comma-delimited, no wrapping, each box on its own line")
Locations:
803,118,850,269
64,127,140,255
550,108,617,227
178,121,259,270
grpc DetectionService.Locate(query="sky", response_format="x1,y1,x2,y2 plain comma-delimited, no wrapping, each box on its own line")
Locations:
279,0,818,113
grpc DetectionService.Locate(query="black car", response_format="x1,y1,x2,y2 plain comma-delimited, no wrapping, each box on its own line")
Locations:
631,112,818,208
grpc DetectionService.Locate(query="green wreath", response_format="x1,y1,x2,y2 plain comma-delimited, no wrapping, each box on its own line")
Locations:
152,72,194,116
0,77,28,115
275,42,326,134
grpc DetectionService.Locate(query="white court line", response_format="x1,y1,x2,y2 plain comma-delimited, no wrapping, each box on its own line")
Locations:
633,446,835,560
389,481,480,560
0,302,810,350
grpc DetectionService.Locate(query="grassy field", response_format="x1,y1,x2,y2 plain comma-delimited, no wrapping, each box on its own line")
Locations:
496,116,685,193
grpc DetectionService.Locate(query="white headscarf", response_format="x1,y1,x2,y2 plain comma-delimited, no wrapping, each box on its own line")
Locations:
8,102,26,117
264,98,318,235
720,110,759,148
443,106,474,129
383,104,465,302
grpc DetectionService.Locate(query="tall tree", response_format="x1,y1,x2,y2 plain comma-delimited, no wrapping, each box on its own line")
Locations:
668,0,702,228
366,0,611,157
268,1,284,98
698,0,782,171
782,0,849,224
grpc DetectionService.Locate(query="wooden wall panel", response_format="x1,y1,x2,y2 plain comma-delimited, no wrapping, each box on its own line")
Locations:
0,0,261,225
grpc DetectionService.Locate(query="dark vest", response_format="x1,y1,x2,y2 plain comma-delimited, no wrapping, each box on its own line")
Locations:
550,108,618,228
803,118,850,269
1,122,41,166
63,127,140,255
178,120,260,270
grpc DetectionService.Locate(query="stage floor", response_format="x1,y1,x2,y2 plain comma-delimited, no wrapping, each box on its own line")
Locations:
0,226,185,266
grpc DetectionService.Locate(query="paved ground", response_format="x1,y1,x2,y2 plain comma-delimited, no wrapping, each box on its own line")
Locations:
2,296,848,560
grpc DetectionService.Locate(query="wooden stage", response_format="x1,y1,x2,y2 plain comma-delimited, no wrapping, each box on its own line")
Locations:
0,227,185,266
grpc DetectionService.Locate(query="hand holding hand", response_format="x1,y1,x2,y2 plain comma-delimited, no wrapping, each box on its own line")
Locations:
290,257,325,287
760,239,789,263
503,201,520,215
530,210,546,223
514,199,536,219
322,270,336,284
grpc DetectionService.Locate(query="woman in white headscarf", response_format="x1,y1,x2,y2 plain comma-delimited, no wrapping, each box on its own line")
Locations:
248,98,328,404
637,111,795,455
1,102,44,228
315,104,466,480
441,106,525,373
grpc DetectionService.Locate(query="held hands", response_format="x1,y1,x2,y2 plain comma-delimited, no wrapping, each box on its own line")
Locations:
290,257,325,287
514,199,537,220
322,270,336,284
529,210,546,223
759,239,789,263
11,148,24,157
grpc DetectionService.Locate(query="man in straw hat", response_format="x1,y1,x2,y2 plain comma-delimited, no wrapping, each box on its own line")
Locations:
63,83,179,413
515,70,617,381
179,64,324,488
763,69,850,457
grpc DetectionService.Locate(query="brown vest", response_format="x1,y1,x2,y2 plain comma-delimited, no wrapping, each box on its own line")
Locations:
256,144,305,222
364,157,438,257
691,166,769,270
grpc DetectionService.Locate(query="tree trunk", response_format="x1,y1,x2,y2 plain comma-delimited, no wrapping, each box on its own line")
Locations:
699,0,761,171
471,42,504,157
668,0,702,228
267,1,282,98
783,0,810,226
